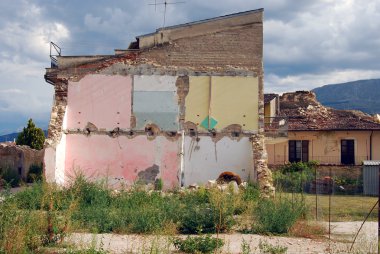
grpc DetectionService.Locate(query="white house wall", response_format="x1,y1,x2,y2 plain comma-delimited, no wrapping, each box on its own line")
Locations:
183,136,253,186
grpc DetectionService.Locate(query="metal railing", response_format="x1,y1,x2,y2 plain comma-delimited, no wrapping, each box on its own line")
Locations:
50,42,61,68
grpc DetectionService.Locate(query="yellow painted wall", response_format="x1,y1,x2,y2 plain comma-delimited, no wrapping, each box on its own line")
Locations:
185,76,259,131
185,77,210,127
211,76,258,131
266,131,378,165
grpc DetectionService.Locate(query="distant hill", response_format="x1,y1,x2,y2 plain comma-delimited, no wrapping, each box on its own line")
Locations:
312,79,380,115
0,130,48,143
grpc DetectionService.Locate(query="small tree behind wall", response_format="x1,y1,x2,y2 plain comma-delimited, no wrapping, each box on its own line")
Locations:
16,119,45,150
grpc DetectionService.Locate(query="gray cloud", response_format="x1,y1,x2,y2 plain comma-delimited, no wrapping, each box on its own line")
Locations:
0,0,379,134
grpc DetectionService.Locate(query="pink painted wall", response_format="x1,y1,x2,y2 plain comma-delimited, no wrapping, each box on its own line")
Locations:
64,134,179,188
66,75,132,130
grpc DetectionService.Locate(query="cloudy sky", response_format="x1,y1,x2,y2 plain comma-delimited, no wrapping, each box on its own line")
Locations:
0,0,379,135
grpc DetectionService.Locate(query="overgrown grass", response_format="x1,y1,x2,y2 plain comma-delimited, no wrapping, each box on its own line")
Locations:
0,166,21,188
258,240,288,254
0,176,307,252
173,235,224,253
3,178,240,235
0,181,76,253
252,196,306,234
305,193,378,221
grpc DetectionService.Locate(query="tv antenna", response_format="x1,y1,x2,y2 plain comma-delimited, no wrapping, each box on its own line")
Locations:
149,1,186,28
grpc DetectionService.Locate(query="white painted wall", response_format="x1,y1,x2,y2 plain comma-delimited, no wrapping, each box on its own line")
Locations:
44,146,56,183
183,136,253,186
45,108,67,185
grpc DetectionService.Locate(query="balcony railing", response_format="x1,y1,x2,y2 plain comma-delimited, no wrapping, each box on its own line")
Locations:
264,116,288,138
50,42,61,69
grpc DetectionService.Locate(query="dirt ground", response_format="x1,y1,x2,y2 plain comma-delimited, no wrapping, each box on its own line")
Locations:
66,221,378,253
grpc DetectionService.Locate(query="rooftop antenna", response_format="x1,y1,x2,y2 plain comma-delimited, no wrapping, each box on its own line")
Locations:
149,1,185,28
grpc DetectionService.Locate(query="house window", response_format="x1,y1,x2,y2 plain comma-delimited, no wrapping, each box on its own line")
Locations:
341,139,355,165
289,140,309,163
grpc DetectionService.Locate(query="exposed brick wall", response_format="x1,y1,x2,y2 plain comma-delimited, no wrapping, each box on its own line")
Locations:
140,24,263,72
46,81,68,145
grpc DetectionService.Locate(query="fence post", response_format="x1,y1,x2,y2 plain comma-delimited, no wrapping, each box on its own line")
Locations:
378,165,379,254
315,166,318,220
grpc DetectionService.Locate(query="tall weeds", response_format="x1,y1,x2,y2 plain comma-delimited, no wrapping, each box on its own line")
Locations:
0,175,306,252
253,196,306,234
0,181,77,253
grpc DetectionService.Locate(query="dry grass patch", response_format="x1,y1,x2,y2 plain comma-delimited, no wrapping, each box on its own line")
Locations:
289,220,327,239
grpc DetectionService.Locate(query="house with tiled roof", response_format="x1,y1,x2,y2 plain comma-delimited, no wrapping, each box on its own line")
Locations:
265,91,380,165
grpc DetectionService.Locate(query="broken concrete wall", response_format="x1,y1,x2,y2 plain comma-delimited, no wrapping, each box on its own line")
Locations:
44,78,68,184
44,9,268,190
0,143,44,180
44,73,260,188
46,74,181,188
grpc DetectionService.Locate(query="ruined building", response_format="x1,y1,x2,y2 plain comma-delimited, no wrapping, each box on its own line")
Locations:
44,9,274,196
0,142,44,181
265,91,380,165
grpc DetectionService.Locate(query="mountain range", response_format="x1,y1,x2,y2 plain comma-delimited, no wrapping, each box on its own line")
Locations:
0,130,48,143
312,79,380,115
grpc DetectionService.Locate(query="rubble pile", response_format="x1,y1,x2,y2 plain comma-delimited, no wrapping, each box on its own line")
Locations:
280,91,380,131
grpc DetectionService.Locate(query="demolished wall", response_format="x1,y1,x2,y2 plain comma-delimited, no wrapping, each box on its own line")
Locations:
43,9,274,195
0,143,44,180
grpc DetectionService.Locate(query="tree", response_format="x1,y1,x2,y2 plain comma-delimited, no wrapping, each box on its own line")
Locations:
16,119,45,150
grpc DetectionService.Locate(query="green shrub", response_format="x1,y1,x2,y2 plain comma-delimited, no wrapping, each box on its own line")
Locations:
242,183,260,201
258,240,288,254
69,177,181,233
280,161,318,173
241,239,252,254
14,181,45,210
209,188,236,232
179,202,216,234
173,235,224,253
154,178,163,191
27,164,43,183
178,188,237,234
0,200,46,253
254,197,305,234
0,182,75,253
274,161,317,193
0,166,21,187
